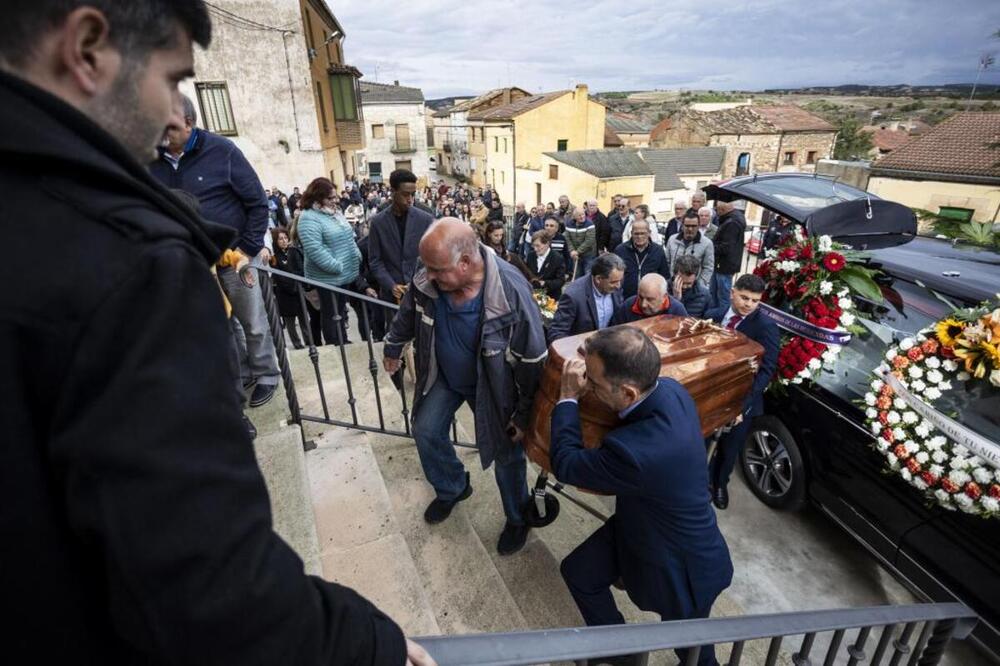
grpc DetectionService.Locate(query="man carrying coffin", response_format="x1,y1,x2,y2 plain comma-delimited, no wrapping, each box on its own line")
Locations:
553,327,734,666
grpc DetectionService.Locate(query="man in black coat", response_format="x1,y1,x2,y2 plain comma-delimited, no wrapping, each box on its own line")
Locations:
548,253,625,343
368,168,434,304
607,198,634,253
525,230,566,299
0,3,430,665
710,200,747,311
705,274,780,510
585,199,611,254
613,219,671,299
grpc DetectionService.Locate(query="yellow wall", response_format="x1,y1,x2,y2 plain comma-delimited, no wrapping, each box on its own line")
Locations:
467,121,487,187
868,176,1000,223
536,155,655,211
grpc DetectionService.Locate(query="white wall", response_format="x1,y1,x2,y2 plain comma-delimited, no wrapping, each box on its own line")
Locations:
359,102,431,181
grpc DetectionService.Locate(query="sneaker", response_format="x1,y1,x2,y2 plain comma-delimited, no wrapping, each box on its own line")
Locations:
423,473,472,524
242,378,257,393
497,522,529,556
249,382,278,408
242,414,258,440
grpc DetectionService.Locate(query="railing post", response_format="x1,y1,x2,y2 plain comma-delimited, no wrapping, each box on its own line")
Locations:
259,269,303,437
915,620,955,666
299,284,330,422
327,290,360,426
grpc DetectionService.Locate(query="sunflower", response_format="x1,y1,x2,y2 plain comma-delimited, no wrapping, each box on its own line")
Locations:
935,317,965,347
981,340,1000,369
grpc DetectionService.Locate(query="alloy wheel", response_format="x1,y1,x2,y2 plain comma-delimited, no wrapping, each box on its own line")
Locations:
744,430,793,498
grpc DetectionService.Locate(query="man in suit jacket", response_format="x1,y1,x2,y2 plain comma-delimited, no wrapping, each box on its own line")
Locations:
547,253,625,343
611,274,687,325
553,327,734,666
525,230,566,299
705,274,780,510
368,169,434,304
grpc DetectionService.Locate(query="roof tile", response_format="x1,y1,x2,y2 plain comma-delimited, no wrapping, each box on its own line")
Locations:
872,113,1000,179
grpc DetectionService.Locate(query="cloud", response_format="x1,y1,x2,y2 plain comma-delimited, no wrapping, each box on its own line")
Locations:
334,0,1000,98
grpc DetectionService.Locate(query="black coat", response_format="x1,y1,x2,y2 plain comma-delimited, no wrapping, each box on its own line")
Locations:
526,249,566,299
591,211,611,253
548,275,623,343
706,306,779,417
613,240,672,299
368,204,434,300
714,209,747,275
0,71,404,665
273,245,306,317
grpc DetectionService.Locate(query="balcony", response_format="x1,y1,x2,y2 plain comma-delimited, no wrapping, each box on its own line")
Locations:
390,134,417,154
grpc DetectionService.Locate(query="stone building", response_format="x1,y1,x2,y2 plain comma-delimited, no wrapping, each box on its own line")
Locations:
606,113,652,147
180,0,364,192
357,81,430,184
649,105,836,177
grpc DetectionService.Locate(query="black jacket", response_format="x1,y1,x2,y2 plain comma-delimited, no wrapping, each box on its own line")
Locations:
714,209,747,275
273,245,306,317
590,211,611,253
368,204,434,300
0,71,404,665
526,249,566,299
613,240,672,299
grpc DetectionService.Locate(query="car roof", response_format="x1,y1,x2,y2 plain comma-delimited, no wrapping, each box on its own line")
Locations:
704,173,876,223
869,236,1000,304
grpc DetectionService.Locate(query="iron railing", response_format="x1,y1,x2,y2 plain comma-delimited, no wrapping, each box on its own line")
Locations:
416,603,978,666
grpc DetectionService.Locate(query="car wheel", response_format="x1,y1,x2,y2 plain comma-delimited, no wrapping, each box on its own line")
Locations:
740,415,806,511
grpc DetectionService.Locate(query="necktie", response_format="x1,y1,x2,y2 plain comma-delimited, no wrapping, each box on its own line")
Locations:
726,314,743,330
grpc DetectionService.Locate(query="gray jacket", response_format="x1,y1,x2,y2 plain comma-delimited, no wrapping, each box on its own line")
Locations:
368,204,434,299
666,232,715,291
384,246,547,467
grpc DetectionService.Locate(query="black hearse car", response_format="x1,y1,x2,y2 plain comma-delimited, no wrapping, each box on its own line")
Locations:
705,174,1000,660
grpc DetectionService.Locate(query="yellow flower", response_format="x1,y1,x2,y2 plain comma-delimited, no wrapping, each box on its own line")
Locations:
954,338,988,378
935,317,965,347
981,340,1000,369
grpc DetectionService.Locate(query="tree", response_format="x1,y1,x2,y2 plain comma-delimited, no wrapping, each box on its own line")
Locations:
833,118,874,160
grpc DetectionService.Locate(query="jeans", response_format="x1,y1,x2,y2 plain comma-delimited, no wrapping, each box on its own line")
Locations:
218,266,280,387
575,253,594,280
711,272,734,312
412,379,528,525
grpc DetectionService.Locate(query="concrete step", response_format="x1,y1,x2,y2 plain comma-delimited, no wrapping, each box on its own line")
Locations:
306,427,439,637
252,424,321,576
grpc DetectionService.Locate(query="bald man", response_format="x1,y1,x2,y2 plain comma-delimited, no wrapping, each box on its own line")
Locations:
611,273,688,325
383,219,547,555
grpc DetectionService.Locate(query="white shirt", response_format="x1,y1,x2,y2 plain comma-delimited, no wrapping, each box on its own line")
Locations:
535,249,550,273
721,308,742,329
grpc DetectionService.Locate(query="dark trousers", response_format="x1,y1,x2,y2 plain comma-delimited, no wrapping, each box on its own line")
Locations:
710,418,751,491
561,520,718,666
281,314,307,349
305,300,324,346
318,289,350,345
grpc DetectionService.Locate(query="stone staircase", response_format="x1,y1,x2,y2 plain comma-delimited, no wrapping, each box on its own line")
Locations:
247,342,799,665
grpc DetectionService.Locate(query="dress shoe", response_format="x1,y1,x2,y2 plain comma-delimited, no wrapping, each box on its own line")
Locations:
712,485,729,510
423,473,472,524
249,382,278,408
497,522,529,555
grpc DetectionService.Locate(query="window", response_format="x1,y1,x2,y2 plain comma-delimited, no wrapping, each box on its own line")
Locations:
494,136,499,152
395,123,411,151
557,139,568,151
369,162,382,176
303,9,314,50
937,206,974,223
491,168,496,185
195,82,238,136
736,152,751,176
329,74,358,120
372,124,385,139
806,150,818,164
395,160,412,172
314,81,328,132
782,151,796,166
503,138,508,153
549,164,559,180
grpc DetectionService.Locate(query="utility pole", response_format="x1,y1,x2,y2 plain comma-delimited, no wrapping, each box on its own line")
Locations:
967,52,995,111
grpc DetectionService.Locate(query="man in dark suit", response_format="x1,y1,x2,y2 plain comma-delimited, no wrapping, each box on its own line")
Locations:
705,274,780,510
368,169,434,304
525,230,566,299
547,253,625,343
611,274,687,325
553,327,734,666
586,199,611,254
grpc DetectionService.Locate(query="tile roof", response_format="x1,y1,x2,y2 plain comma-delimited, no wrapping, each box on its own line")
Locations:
862,126,913,153
676,105,835,134
640,147,727,191
359,81,424,104
431,87,530,118
607,113,652,133
545,149,654,179
871,113,1000,181
468,90,570,121
604,125,625,147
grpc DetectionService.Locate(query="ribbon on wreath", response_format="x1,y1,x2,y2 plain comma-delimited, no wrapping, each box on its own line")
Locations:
758,303,853,346
877,368,1000,470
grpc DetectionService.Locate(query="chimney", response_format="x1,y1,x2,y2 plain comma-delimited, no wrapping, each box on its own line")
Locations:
502,88,512,105
394,80,399,86
575,83,589,99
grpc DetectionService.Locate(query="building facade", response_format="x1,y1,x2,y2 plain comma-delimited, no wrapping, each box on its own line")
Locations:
357,81,430,184
181,0,364,192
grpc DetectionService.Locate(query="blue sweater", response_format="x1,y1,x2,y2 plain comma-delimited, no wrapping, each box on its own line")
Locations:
297,208,361,288
150,129,269,256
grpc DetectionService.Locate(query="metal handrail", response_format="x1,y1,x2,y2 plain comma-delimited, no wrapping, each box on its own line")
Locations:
415,603,978,666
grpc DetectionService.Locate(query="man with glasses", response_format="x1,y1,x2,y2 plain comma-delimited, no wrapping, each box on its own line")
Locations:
666,211,714,293
607,197,634,252
614,219,671,299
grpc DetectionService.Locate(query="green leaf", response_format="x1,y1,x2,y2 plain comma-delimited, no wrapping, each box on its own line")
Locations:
838,265,883,302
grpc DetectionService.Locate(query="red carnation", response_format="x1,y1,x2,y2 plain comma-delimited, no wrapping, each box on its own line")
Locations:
878,412,889,425
876,395,892,410
880,384,894,397
921,339,939,355
882,428,895,443
892,356,910,370
921,471,938,486
989,484,1000,500
906,347,925,362
800,243,814,259
941,478,959,494
894,444,909,459
907,458,923,475
822,252,846,272
965,482,982,500
940,346,956,359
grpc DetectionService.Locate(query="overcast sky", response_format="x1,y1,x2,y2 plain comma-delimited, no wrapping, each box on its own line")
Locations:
335,0,1000,99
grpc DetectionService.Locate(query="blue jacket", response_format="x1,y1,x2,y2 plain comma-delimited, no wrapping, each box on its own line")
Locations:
551,380,733,612
297,208,361,288
150,129,269,257
613,240,672,299
678,282,711,319
548,275,623,343
706,306,780,417
610,294,687,325
367,204,434,299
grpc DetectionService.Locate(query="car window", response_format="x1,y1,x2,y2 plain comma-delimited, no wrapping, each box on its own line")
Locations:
734,177,870,219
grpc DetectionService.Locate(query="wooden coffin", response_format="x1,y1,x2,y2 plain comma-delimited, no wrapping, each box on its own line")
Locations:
524,315,765,476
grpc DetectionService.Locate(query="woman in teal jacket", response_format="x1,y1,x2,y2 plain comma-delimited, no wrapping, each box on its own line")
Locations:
296,177,362,345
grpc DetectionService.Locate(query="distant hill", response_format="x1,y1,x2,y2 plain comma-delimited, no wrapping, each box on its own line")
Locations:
762,83,1000,97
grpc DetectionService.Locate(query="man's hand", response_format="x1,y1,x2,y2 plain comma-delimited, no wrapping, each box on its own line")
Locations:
257,246,272,265
560,357,588,400
732,413,744,426
365,287,378,298
384,356,402,374
672,274,685,298
406,638,437,666
506,421,524,443
392,283,407,301
570,250,579,260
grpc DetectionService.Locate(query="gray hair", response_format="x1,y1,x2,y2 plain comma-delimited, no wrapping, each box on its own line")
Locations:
445,228,480,264
674,199,688,209
698,206,713,216
181,94,198,125
674,254,701,276
591,252,625,278
584,327,660,393
638,272,668,295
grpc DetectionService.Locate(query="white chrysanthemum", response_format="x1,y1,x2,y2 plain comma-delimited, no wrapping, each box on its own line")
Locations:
953,444,970,458
932,451,948,464
983,497,1000,512
765,248,778,259
892,397,905,409
915,451,930,464
893,427,906,441
929,464,945,476
818,235,833,252
838,297,853,310
900,338,915,351
798,368,811,378
913,478,928,490
937,380,952,392
910,379,927,393
902,411,919,424
908,366,924,379
819,281,834,295
887,411,901,424
875,439,890,451
840,312,856,327
925,356,941,369
924,387,942,400
950,457,969,470
904,440,920,454
914,423,931,438
886,349,898,360
822,350,839,364
954,493,973,508
887,454,900,468
866,408,879,419
973,467,994,484
926,369,944,384
871,379,885,392
929,435,947,449
870,421,882,434
957,371,971,382
942,359,959,372
901,468,912,481
838,287,850,298
808,358,822,370
948,469,971,485
792,377,803,385
935,489,952,504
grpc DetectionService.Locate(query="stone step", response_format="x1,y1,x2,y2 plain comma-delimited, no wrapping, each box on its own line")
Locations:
306,427,439,637
252,424,321,576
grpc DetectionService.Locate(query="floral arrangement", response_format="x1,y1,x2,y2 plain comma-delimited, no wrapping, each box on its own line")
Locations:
862,300,1000,518
534,290,558,321
753,231,882,386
